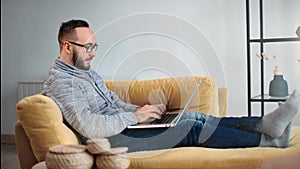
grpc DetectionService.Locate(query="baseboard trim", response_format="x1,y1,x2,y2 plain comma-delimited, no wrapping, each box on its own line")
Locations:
1,134,16,144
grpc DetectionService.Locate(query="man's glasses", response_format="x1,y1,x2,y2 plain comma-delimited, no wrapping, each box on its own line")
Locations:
68,41,98,53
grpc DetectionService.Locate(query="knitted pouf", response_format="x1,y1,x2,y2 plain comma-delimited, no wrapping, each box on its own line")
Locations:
86,138,111,154
45,144,94,169
95,147,130,169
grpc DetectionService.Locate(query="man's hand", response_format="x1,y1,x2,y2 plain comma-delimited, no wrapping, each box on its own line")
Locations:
134,104,167,123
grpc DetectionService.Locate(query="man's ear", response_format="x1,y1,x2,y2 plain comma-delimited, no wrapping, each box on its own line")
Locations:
63,41,72,55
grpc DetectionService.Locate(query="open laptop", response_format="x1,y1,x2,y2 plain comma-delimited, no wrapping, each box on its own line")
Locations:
127,77,207,129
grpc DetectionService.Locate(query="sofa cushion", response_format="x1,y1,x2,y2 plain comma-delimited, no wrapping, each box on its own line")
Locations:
127,126,300,169
105,76,220,116
16,94,80,162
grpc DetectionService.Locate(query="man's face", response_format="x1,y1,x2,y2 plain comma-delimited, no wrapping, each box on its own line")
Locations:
72,27,97,70
72,48,91,70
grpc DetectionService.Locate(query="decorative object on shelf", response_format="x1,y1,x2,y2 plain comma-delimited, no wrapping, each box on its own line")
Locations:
296,26,300,38
262,52,269,60
256,52,270,60
256,53,280,76
273,66,278,75
256,53,263,60
269,74,289,97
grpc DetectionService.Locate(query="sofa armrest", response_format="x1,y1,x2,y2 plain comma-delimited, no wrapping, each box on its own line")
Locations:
15,121,38,169
218,88,228,117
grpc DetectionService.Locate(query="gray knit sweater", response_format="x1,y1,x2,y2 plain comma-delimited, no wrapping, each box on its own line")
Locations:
42,59,138,138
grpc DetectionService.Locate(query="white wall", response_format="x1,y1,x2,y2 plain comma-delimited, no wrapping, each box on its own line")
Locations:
1,0,300,135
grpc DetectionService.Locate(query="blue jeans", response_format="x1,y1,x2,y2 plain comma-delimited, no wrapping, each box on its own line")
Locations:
108,112,262,152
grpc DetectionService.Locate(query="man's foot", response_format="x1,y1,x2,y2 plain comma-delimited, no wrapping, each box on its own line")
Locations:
256,90,300,138
259,123,291,148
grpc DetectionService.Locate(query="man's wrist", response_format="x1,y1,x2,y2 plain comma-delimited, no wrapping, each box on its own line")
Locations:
135,106,141,112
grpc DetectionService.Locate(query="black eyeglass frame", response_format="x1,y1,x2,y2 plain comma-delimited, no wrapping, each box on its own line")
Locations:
68,41,98,53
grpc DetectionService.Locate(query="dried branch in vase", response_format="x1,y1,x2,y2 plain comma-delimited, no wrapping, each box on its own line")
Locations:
273,66,278,75
256,53,262,60
262,53,269,60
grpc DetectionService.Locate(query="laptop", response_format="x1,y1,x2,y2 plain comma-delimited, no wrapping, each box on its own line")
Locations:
127,77,207,129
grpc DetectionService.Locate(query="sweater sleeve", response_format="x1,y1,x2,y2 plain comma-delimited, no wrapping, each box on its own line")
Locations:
93,71,140,112
43,78,138,138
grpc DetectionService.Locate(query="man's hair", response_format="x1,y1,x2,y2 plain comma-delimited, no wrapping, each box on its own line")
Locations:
58,19,89,50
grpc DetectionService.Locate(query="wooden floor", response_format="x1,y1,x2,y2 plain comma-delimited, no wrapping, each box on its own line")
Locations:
1,143,20,169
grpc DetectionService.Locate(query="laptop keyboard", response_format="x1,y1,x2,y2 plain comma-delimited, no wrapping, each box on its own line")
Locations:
151,113,179,124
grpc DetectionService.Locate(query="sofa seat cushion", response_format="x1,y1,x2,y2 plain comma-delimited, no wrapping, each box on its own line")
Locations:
24,127,300,169
16,94,80,162
127,126,300,169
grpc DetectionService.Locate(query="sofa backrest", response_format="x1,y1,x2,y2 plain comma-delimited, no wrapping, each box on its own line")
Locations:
105,76,221,116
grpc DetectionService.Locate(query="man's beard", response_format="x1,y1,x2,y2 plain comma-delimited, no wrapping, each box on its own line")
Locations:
72,49,90,70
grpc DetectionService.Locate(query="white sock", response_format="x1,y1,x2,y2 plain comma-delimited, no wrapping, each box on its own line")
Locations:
259,123,291,148
256,90,300,138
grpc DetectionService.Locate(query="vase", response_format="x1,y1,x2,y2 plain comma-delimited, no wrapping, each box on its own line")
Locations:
269,75,289,97
296,26,300,38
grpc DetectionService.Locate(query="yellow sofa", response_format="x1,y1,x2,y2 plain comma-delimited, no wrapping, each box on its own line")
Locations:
14,76,300,169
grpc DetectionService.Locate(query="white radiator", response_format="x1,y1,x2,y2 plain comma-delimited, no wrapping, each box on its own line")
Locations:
18,81,44,100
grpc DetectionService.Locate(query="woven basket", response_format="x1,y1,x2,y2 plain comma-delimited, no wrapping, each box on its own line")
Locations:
87,138,111,154
45,144,94,169
95,151,130,169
